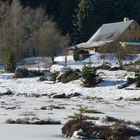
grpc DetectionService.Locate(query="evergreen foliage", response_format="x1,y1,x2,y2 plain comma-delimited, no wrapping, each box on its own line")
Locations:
73,47,80,61
60,69,79,83
136,75,140,87
73,0,94,43
2,0,140,45
5,51,16,72
73,47,89,61
82,65,97,87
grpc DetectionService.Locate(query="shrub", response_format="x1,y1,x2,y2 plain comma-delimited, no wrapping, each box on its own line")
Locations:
5,51,16,72
73,48,80,61
51,72,59,81
82,65,97,87
15,66,29,78
73,47,89,61
136,75,140,87
62,119,94,138
78,106,103,114
101,63,111,70
62,118,140,140
127,77,136,85
29,70,44,77
67,112,99,121
96,63,111,70
39,76,46,81
60,69,79,83
6,118,61,125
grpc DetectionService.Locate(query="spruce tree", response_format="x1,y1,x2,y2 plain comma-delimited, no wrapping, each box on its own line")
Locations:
5,51,16,72
73,0,94,43
82,65,97,87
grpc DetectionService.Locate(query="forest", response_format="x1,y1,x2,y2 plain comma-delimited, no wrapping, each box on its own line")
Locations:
0,0,140,65
1,0,140,44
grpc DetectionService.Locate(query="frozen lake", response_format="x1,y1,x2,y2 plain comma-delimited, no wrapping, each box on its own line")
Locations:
0,124,67,140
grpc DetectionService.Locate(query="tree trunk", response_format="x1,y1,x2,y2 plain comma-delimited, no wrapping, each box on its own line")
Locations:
51,56,54,64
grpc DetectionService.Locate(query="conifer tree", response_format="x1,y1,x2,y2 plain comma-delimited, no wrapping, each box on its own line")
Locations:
5,51,16,72
73,0,94,43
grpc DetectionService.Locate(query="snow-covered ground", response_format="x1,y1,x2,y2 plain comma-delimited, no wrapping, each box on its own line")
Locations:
0,124,65,140
0,53,140,139
54,53,140,67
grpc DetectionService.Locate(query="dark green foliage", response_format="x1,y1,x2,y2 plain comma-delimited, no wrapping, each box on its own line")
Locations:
136,75,140,87
39,76,46,81
82,65,97,87
51,72,59,81
60,69,79,83
127,77,136,85
2,0,140,45
73,0,95,43
73,47,89,61
5,51,16,72
73,47,80,61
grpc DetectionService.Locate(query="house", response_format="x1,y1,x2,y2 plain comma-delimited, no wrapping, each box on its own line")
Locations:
68,18,140,54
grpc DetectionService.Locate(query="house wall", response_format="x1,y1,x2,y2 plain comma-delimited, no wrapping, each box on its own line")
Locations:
125,45,140,54
118,21,140,42
97,41,140,54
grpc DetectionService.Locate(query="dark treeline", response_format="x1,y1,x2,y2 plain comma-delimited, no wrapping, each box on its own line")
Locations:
1,0,140,44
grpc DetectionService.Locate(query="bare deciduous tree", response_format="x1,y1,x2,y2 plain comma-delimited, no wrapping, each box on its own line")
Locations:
39,21,69,63
0,0,69,64
0,0,25,61
106,41,126,68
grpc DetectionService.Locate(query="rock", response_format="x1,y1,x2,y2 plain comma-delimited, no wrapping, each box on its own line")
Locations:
4,90,13,95
68,92,82,98
109,67,120,71
118,97,123,101
15,66,29,78
6,106,17,110
117,82,129,89
52,93,66,99
49,105,65,109
71,129,85,139
0,90,13,96
40,106,47,110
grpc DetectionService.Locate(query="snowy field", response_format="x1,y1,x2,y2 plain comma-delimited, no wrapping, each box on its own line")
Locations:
0,54,140,139
0,124,66,140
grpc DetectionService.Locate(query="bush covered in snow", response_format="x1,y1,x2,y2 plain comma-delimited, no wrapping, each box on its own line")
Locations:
50,72,59,81
59,69,79,83
62,116,140,140
28,70,44,77
15,66,29,78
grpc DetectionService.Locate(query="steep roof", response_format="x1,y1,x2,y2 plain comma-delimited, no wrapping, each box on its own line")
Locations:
87,20,134,43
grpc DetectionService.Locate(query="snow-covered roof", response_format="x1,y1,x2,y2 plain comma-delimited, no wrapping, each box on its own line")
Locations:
87,20,134,43
70,20,137,50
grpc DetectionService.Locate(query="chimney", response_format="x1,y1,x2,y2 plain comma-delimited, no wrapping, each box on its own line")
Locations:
124,17,129,21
